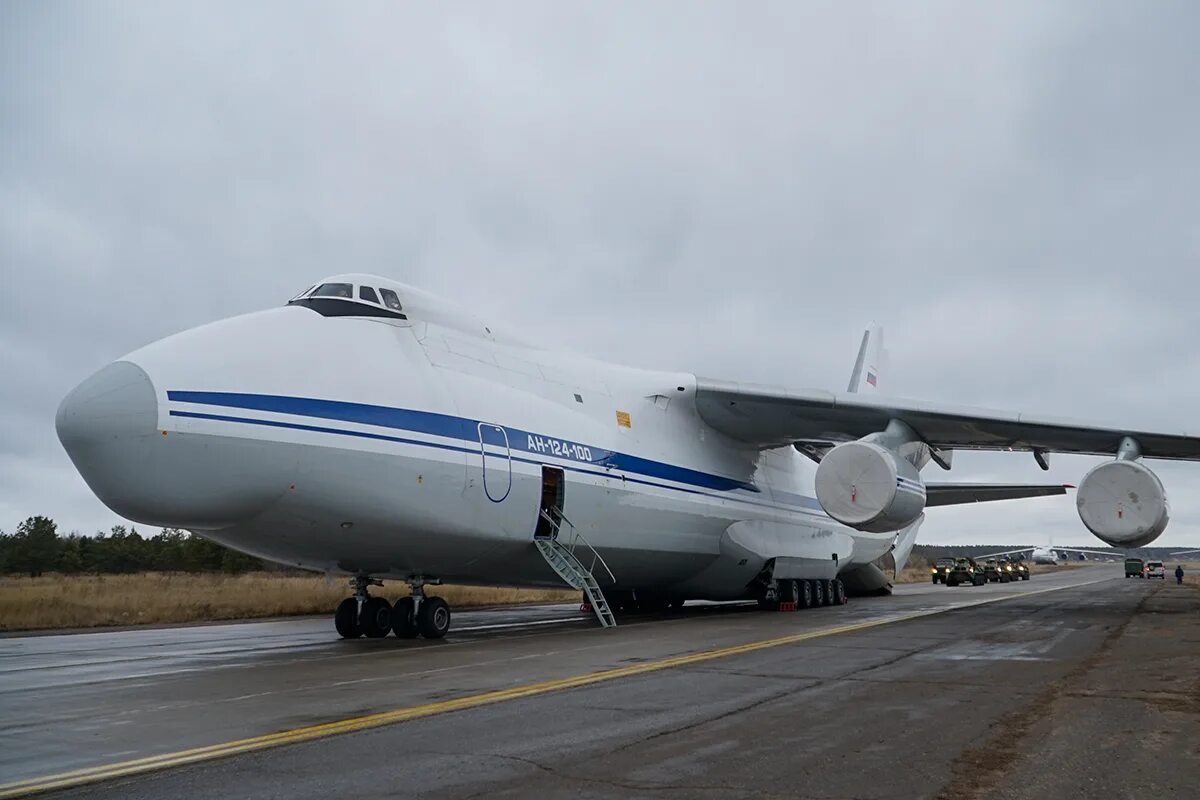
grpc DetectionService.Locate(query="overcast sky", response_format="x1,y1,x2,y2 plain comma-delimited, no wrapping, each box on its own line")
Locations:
3,2,1199,546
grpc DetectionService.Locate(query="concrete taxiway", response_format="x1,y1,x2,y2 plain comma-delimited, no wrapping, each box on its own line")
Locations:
3,567,1197,799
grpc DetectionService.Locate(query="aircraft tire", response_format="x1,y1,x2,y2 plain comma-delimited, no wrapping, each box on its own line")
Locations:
334,598,360,639
798,580,814,609
811,579,825,607
360,597,392,638
778,579,798,606
417,596,451,639
391,597,419,638
832,579,846,605
638,594,671,614
820,580,834,606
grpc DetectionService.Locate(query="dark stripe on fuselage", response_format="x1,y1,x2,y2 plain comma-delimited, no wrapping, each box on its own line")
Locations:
166,409,824,515
167,391,760,493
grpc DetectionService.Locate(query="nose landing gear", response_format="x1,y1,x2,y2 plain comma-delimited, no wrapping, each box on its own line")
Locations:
334,576,452,640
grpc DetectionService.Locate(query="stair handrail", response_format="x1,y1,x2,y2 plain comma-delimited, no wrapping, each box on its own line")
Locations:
550,507,616,585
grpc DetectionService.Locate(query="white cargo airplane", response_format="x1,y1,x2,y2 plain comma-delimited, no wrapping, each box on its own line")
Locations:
977,538,1118,565
56,275,1200,640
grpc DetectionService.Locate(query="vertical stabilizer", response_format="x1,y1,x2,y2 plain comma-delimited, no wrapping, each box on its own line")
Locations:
847,324,886,394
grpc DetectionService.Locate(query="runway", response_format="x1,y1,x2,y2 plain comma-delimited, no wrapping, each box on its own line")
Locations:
3,567,1196,799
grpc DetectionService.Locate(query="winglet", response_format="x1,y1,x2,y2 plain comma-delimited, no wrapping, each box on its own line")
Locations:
847,324,886,394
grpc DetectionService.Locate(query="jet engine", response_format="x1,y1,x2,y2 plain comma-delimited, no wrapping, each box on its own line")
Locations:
814,440,926,533
1076,459,1169,547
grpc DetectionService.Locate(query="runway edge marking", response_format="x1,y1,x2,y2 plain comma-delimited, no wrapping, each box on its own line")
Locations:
0,577,1111,798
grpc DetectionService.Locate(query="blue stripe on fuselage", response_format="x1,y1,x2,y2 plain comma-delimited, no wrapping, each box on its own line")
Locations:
167,390,760,494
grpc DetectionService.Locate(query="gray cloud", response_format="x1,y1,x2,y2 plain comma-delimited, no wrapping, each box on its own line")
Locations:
3,1,1199,545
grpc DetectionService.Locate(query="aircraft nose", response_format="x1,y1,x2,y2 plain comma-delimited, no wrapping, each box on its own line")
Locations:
57,361,162,520
56,360,158,454
58,359,292,529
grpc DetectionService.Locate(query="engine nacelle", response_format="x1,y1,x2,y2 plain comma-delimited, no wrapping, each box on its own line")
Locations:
815,441,926,533
1076,459,1169,547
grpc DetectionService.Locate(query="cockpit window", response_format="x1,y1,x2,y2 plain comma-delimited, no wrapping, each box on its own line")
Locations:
379,288,403,311
311,283,353,299
359,286,380,304
288,285,316,302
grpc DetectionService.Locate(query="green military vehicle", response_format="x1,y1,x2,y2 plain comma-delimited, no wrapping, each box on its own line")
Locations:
945,557,986,587
1002,557,1030,581
1125,558,1145,578
981,559,1010,583
931,557,956,584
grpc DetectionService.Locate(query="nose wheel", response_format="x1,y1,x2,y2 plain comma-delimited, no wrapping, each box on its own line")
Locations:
334,576,452,640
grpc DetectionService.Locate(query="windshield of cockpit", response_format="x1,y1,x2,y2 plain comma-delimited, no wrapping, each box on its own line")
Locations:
287,281,406,319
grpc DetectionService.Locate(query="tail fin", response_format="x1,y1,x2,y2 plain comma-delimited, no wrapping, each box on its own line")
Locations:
847,324,886,394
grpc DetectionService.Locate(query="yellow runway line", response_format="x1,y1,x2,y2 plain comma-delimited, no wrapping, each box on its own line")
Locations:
0,578,1109,798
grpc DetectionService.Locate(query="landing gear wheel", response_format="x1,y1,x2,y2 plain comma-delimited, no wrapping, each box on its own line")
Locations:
811,578,825,607
610,590,637,615
798,579,814,609
778,579,798,606
821,580,835,606
334,598,361,638
637,594,670,614
360,597,392,638
417,596,451,639
391,596,419,638
832,579,846,605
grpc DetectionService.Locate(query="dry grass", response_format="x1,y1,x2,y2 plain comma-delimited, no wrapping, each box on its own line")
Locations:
0,573,578,632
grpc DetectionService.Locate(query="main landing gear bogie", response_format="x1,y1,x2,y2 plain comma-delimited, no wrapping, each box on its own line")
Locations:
764,578,846,612
335,577,452,641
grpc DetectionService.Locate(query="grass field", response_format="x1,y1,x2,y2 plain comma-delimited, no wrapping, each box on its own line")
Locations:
0,573,578,632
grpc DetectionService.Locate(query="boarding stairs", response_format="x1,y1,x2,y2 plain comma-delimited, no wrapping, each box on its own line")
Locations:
534,507,617,628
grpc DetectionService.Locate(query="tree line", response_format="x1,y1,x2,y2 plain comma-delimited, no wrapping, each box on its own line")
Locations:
0,516,264,576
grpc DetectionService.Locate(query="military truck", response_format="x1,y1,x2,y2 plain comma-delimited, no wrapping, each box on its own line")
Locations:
1124,558,1145,578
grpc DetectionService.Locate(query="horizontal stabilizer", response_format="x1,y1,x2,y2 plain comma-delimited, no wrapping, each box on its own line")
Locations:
925,483,1069,508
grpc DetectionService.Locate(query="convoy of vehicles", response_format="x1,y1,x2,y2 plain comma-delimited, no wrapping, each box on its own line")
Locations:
933,555,1029,587
930,552,1180,586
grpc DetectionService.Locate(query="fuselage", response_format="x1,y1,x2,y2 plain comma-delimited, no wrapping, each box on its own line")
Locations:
56,275,898,600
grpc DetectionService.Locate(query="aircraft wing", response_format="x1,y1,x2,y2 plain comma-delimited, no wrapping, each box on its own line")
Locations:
693,379,1200,459
1048,547,1121,557
972,545,1117,560
925,483,1069,507
972,546,1037,559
